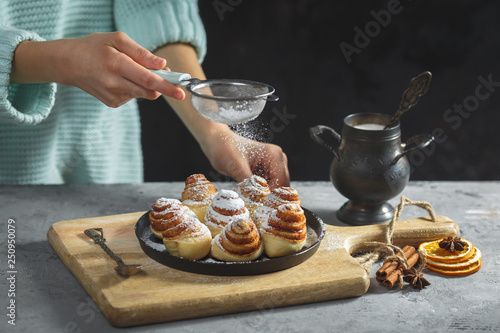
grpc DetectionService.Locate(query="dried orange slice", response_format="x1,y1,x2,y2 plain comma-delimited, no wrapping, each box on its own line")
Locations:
427,247,481,269
426,259,481,276
419,238,474,263
419,236,481,276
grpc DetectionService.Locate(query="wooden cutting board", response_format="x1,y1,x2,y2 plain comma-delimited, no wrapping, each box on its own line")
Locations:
47,212,458,327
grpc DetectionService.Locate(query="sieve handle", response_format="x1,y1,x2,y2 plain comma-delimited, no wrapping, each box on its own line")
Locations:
266,94,279,102
149,69,192,85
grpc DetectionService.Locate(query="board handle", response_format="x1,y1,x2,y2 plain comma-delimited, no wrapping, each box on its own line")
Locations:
339,216,459,255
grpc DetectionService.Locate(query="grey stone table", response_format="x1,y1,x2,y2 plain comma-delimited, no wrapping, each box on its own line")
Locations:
0,181,499,333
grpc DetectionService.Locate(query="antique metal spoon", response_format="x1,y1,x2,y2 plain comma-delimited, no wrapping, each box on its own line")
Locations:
385,71,432,129
84,228,142,276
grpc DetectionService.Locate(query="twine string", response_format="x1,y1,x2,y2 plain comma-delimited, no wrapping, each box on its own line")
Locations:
356,196,436,288
416,251,428,274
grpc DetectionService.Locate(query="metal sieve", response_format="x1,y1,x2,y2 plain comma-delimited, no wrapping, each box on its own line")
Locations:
151,70,279,124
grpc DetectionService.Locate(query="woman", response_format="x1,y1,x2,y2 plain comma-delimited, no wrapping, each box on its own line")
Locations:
0,0,289,187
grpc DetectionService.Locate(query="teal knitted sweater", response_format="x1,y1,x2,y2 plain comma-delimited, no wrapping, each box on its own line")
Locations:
0,0,206,184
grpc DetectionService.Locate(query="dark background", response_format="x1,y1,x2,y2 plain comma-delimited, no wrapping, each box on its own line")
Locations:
139,0,500,183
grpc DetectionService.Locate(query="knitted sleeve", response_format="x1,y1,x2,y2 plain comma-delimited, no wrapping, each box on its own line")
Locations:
0,25,57,125
114,0,207,63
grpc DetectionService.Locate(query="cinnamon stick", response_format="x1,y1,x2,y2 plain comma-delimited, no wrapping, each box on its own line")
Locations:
383,252,420,290
376,245,416,281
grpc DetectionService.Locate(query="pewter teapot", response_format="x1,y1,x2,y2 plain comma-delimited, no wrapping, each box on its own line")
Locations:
310,113,433,225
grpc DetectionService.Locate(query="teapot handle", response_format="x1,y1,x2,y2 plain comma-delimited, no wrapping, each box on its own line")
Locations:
392,134,434,165
309,125,341,159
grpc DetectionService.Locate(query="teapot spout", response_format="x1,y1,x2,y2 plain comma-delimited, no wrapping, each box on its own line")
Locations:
309,125,341,160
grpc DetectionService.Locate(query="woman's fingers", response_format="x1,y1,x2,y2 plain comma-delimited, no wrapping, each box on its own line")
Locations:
108,33,185,100
91,77,162,107
226,160,253,183
204,131,290,189
266,150,290,188
110,31,166,70
69,32,185,105
250,144,290,189
118,56,185,100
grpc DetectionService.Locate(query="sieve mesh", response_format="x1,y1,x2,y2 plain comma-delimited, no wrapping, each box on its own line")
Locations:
187,79,277,125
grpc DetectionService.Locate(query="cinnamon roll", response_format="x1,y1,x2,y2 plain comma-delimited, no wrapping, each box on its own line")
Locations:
204,189,250,237
149,197,211,260
211,218,264,262
149,198,195,239
181,174,217,222
253,186,301,229
260,203,307,258
233,175,270,219
162,213,212,260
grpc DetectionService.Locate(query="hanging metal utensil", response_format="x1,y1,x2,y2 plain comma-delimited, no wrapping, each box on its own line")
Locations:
385,71,432,129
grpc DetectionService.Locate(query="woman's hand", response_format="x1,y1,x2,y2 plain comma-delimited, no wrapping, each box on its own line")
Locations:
201,130,290,189
11,32,185,107
153,43,290,188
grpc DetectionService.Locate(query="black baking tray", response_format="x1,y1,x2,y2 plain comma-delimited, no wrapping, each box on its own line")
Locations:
135,208,325,276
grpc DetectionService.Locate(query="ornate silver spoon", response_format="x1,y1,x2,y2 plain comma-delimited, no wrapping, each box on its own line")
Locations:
385,71,432,129
84,228,142,276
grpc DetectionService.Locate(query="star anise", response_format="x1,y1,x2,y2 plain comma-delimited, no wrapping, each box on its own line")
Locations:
439,236,466,252
403,267,430,290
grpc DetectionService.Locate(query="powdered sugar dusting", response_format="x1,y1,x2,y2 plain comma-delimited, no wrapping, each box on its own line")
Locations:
253,206,273,224
263,189,300,209
205,190,250,229
212,190,245,211
144,236,166,251
150,195,210,240
206,209,250,227
191,221,211,238
154,197,181,207
305,227,318,248
321,232,343,251
233,186,253,206
154,204,189,218
233,175,270,204
182,175,217,202
182,194,214,207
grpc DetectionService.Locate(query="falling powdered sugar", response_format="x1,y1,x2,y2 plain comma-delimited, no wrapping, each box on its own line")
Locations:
221,119,270,162
233,176,270,206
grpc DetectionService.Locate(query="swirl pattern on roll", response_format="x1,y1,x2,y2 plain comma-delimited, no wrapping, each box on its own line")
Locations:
253,186,301,228
211,218,263,261
161,213,209,240
261,203,307,242
149,197,212,260
263,186,301,208
233,175,270,204
181,174,217,204
205,189,249,237
149,198,195,237
260,203,307,258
